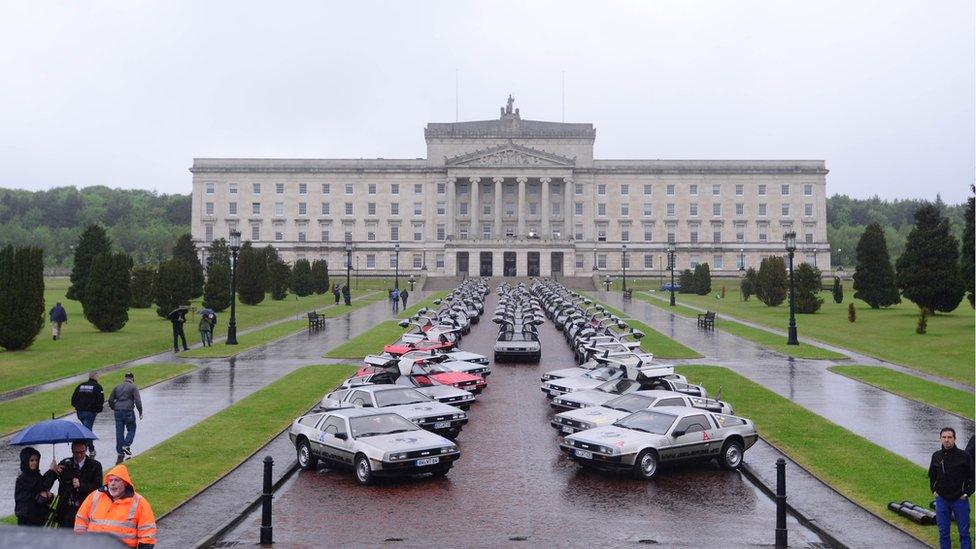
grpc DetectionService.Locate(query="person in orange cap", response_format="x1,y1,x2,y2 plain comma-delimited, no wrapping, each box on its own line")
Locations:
74,464,156,548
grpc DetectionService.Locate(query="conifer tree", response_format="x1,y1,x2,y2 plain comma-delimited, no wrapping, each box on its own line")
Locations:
290,259,315,297
203,263,232,311
311,259,330,294
832,277,843,304
852,223,900,309
740,268,758,301
269,259,291,300
692,263,711,296
207,238,231,270
895,204,965,313
794,263,824,313
67,224,112,301
0,246,45,350
962,195,974,307
678,269,695,294
82,252,133,332
172,233,204,298
756,256,788,306
236,243,266,305
153,259,194,317
130,265,155,308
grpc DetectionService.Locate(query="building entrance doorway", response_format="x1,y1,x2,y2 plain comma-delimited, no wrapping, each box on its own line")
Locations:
527,252,540,277
479,252,493,277
503,252,517,277
456,252,469,276
551,252,563,277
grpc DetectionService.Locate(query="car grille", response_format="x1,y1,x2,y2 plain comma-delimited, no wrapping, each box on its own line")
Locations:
420,414,455,423
557,417,590,430
558,400,583,409
549,385,570,394
402,448,445,460
442,396,469,404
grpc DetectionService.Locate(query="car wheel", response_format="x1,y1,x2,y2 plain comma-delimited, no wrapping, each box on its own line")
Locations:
632,449,659,480
355,454,374,485
718,439,744,470
296,439,318,471
443,428,460,440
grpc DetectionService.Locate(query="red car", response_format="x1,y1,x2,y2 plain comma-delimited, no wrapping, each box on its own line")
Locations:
357,362,486,394
383,339,455,355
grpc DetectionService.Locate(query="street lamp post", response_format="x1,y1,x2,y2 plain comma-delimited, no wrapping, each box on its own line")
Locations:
621,244,628,292
592,247,598,272
344,237,352,303
667,242,676,307
604,274,612,292
739,248,745,271
393,244,400,289
408,274,416,291
785,231,799,345
227,231,241,345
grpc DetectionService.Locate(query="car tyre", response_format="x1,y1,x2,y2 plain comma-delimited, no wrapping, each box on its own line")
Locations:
354,454,374,485
632,449,659,480
718,439,745,470
296,439,318,471
443,428,461,440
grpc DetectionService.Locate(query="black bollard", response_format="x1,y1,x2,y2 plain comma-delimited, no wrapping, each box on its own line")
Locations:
775,458,787,548
260,456,273,545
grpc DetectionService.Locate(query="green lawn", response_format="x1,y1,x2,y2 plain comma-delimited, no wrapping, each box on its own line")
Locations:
324,320,408,359
0,278,364,394
0,363,196,437
669,282,974,384
120,364,356,517
637,292,847,360
624,319,702,359
676,364,965,546
181,290,384,358
829,365,974,420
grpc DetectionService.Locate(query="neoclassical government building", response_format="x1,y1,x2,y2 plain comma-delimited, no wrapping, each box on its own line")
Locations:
190,98,829,278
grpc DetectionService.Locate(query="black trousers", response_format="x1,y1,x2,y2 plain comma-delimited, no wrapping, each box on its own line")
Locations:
172,323,188,350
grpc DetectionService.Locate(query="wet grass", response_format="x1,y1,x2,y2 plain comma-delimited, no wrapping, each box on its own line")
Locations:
0,278,362,394
324,320,409,359
182,291,384,359
829,365,974,420
637,292,847,360
0,363,196,437
124,364,357,518
676,364,970,546
671,283,974,384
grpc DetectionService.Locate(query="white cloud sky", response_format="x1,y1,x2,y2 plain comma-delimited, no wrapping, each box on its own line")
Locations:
0,0,972,202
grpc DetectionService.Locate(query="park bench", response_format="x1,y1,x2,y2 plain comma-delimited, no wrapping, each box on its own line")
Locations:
697,310,716,330
307,311,325,331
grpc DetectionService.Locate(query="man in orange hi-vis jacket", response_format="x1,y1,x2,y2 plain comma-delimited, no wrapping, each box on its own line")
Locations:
74,464,156,548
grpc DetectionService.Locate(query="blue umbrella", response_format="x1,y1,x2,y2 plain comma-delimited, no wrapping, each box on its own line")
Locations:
10,419,97,446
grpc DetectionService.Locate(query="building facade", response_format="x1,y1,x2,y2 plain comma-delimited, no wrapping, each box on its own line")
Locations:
190,98,830,278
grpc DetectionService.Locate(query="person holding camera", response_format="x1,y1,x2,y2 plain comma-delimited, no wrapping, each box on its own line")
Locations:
50,440,103,528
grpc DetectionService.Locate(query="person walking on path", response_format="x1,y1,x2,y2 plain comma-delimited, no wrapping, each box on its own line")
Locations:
167,306,189,352
333,283,341,305
198,314,213,347
342,284,351,306
13,447,58,526
108,373,143,463
390,288,400,314
51,440,103,528
49,301,68,340
74,463,156,547
928,427,974,549
71,371,105,457
400,289,409,309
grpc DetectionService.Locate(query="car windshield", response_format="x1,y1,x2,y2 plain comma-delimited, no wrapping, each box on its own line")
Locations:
596,378,639,394
375,388,430,407
586,367,622,382
349,413,420,438
603,394,656,413
612,410,676,435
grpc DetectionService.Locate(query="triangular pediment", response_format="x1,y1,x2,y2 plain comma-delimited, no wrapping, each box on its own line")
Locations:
445,142,575,167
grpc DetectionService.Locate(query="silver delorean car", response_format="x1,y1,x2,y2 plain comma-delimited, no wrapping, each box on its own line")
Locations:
320,385,467,439
551,390,734,434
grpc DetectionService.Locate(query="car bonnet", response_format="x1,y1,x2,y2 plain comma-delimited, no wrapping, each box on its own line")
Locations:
568,424,662,449
383,401,460,420
561,406,627,427
561,390,617,407
360,430,453,453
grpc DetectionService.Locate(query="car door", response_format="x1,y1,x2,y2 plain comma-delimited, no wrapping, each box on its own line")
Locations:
317,416,355,464
663,414,712,461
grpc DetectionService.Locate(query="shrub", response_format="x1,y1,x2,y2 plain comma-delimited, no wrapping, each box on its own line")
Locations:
896,204,965,313
831,277,843,304
740,268,758,301
82,252,133,332
153,259,194,318
676,269,694,293
794,263,824,314
916,307,929,334
172,233,204,298
848,303,856,323
852,223,901,309
207,238,231,270
269,259,291,300
67,224,112,302
203,263,231,312
236,243,266,306
290,259,314,297
311,260,330,295
130,265,155,308
756,256,788,306
0,246,45,350
692,263,711,296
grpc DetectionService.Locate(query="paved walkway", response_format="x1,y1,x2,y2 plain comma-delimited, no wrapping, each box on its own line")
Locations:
596,291,974,468
0,292,420,517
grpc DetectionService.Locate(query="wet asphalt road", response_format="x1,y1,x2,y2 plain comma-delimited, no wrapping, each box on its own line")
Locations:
222,287,823,548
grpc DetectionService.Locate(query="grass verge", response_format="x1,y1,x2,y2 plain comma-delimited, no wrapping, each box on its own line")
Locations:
125,364,356,517
676,364,970,546
829,365,974,420
0,363,196,438
638,292,847,360
182,291,383,359
324,320,408,359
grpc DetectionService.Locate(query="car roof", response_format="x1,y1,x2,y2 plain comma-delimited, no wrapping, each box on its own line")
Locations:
347,384,413,394
321,407,400,419
652,406,714,417
622,389,689,399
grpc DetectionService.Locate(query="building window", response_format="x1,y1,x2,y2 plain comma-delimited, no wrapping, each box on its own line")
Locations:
781,184,790,196
205,224,213,242
483,203,491,215
690,255,700,268
435,253,445,269
643,184,652,195
804,203,813,217
482,224,492,239
644,225,653,241
459,202,468,215
367,225,376,241
622,254,630,268
321,183,330,194
781,204,790,217
274,202,284,216
458,224,468,240
597,254,607,269
413,254,422,268
552,202,561,216
597,203,606,216
345,203,353,215
805,232,814,244
575,183,583,195
275,228,283,241
391,183,399,195
690,231,699,244
713,254,723,269
298,230,306,243
415,183,423,194
390,202,399,216
759,225,768,242
576,254,584,269
666,203,675,217
758,184,766,196
436,225,445,241
299,183,307,195
737,253,745,270
251,224,260,240
252,202,261,215
666,184,675,196
321,228,330,241
205,202,214,216
505,203,515,216
667,230,675,243
736,229,744,242
644,254,653,269
390,254,398,269
530,203,538,215
712,203,721,216
643,203,653,216
368,203,376,216
689,184,698,196
414,227,423,241
368,183,376,195
736,203,744,216
618,226,630,242
505,224,515,237
804,184,813,196
345,183,353,195
321,203,330,215
229,183,238,194
436,182,445,194
735,184,743,196
205,182,214,194
276,183,284,194
366,254,375,269
344,228,352,241
252,183,261,195
390,225,399,241
414,202,423,216
298,203,307,216
597,184,606,196
597,225,607,242
229,202,237,215
758,203,767,216
574,225,584,240
621,184,629,195
620,204,629,216
713,230,721,243
690,204,698,217
575,203,583,216
712,184,720,196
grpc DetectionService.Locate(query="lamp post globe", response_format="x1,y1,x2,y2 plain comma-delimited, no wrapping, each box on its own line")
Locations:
667,242,676,307
784,231,798,345
604,274,612,292
227,230,241,345
408,274,416,291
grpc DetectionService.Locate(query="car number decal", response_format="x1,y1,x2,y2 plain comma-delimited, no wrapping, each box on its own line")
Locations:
702,431,711,441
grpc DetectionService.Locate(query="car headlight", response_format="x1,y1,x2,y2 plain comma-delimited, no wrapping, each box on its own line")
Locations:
412,419,423,424
441,446,458,454
553,398,565,405
453,413,465,419
600,445,617,455
565,439,575,447
387,452,408,461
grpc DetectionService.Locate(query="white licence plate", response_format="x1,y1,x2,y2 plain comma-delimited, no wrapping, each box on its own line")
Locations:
416,457,440,466
560,425,573,434
548,389,560,396
433,421,451,429
574,449,593,459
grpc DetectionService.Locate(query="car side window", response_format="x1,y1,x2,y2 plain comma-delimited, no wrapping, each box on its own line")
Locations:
674,414,709,434
655,398,685,407
350,391,373,407
320,417,347,436
298,414,323,427
329,389,350,402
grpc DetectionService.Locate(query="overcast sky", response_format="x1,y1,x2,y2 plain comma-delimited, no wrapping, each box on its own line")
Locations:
1,1,973,202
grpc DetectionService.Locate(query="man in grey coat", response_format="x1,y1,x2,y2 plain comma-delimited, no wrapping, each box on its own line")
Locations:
108,373,143,463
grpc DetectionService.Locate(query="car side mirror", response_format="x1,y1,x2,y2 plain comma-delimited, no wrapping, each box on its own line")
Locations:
398,320,410,328
335,432,348,440
433,299,442,305
617,321,629,329
671,429,685,438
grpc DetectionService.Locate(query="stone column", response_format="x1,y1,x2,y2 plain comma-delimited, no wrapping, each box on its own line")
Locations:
516,177,527,237
540,177,551,239
469,177,480,239
447,178,456,239
493,177,503,238
564,177,573,239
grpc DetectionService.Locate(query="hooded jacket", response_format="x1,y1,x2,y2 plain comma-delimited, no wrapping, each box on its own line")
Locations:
74,464,156,548
14,447,57,525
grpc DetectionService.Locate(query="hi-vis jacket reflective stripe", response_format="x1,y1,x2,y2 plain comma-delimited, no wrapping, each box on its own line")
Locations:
74,464,156,547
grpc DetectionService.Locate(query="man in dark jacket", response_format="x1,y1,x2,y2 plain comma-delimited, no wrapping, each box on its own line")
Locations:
51,440,103,528
333,283,341,305
342,284,351,305
49,302,68,340
71,371,104,457
167,306,189,352
108,373,143,463
928,427,974,549
14,447,58,526
400,289,409,309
